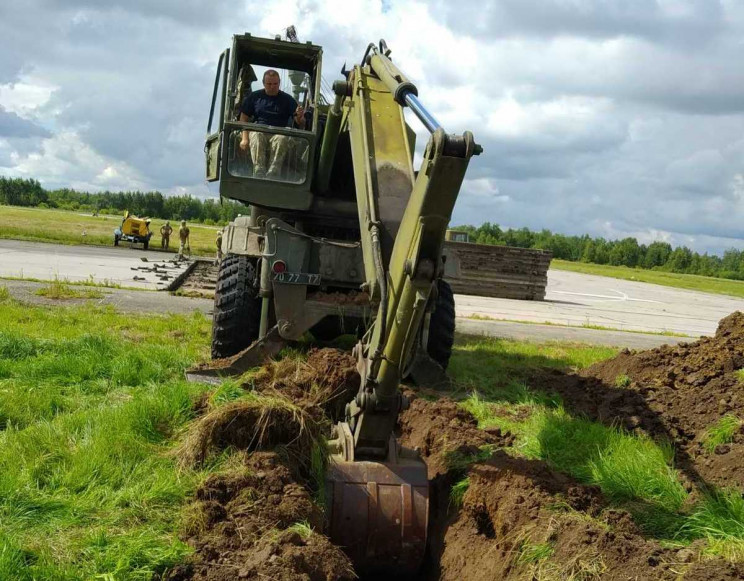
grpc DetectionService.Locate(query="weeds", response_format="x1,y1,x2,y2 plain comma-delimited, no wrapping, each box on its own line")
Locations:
516,541,554,564
614,374,631,388
0,301,211,578
35,277,105,300
703,415,742,453
449,477,470,508
288,521,314,540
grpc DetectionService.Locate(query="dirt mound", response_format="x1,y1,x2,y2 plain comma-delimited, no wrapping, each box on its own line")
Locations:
539,311,744,488
166,452,355,581
248,348,359,421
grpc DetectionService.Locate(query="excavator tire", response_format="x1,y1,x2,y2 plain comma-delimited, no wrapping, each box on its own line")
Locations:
426,279,455,369
211,254,262,359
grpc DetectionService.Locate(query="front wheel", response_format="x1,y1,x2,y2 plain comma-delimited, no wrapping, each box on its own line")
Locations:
114,236,119,246
143,240,149,250
211,254,262,359
425,279,456,370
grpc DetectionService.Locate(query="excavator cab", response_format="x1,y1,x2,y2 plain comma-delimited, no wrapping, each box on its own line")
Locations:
205,33,323,210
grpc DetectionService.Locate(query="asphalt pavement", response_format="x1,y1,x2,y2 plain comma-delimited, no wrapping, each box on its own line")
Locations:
2,239,742,348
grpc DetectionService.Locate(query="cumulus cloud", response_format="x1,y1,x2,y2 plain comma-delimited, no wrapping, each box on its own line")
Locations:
1,0,744,253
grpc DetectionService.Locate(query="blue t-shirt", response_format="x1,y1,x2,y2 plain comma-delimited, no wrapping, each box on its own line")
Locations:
241,90,297,127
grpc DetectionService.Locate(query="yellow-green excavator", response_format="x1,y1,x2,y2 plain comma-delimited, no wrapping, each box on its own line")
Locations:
190,31,481,575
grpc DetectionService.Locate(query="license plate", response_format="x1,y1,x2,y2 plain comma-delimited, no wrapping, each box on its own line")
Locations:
273,272,321,285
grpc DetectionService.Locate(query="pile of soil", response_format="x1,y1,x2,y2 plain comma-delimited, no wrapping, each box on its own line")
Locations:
166,452,355,581
532,311,744,489
172,336,744,580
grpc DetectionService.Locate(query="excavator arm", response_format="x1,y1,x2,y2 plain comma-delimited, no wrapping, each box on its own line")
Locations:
325,42,481,574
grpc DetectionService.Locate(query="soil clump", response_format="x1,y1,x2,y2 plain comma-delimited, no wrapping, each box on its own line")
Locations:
165,452,355,581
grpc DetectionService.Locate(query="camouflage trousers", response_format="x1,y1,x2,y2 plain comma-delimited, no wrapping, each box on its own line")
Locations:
249,132,290,177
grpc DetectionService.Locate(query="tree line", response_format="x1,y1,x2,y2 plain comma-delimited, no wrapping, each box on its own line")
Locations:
0,177,244,225
3,176,744,280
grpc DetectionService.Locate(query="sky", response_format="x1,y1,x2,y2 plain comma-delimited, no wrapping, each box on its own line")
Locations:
1,0,744,255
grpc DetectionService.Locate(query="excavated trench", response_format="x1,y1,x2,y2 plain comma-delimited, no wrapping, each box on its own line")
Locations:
167,314,744,580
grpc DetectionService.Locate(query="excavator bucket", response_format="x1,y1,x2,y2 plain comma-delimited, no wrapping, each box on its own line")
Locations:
326,430,429,575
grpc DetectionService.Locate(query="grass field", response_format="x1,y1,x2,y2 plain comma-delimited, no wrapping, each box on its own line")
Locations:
552,259,744,299
0,205,221,257
2,286,743,577
0,288,213,579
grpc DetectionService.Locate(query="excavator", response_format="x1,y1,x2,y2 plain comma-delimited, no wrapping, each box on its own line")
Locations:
191,30,481,574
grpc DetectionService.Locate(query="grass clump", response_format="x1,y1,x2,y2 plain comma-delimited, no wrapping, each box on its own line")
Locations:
614,374,631,388
288,521,314,540
516,541,554,564
449,477,470,508
683,489,744,541
35,277,105,300
703,415,742,453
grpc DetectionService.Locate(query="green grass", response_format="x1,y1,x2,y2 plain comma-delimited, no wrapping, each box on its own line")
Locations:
0,295,213,579
0,205,220,257
703,415,742,453
516,541,555,565
449,477,470,508
450,335,616,395
35,278,105,300
552,259,744,299
615,374,631,388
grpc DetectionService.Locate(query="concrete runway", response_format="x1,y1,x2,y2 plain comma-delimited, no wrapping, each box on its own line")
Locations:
457,269,744,337
1,239,742,345
0,239,191,290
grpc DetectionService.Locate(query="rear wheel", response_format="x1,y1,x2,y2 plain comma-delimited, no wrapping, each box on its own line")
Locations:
211,254,262,359
425,279,456,369
143,240,149,250
114,236,119,246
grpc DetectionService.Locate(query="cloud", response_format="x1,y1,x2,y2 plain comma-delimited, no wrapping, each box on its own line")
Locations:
0,106,50,138
1,0,744,254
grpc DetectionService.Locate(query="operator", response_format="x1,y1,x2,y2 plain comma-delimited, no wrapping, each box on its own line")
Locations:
239,69,305,179
178,220,191,259
160,221,173,250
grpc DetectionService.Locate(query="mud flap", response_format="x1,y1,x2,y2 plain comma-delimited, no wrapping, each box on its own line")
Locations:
326,429,429,575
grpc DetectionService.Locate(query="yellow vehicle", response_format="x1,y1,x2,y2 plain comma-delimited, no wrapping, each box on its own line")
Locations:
114,211,153,249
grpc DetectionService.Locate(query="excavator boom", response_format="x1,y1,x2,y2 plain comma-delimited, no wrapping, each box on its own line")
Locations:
324,44,480,574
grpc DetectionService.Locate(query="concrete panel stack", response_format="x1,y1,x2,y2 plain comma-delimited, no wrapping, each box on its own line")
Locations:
442,241,552,300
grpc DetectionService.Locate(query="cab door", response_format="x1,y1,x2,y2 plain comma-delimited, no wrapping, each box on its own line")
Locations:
205,49,229,181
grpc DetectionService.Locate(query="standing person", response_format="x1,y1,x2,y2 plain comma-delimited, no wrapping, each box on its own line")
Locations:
238,69,305,179
215,230,223,265
160,221,173,250
178,220,191,258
